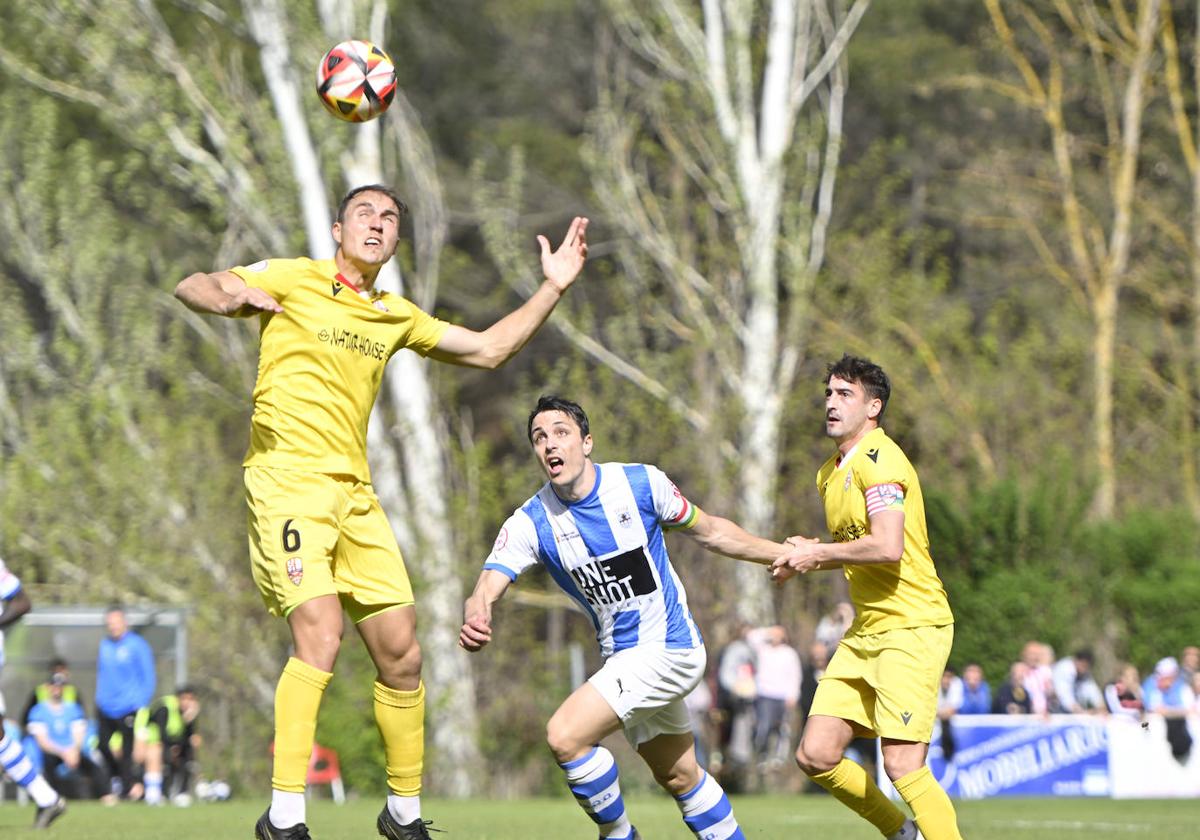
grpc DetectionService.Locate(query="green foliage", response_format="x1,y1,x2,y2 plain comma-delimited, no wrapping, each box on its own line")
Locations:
930,475,1200,684
4,0,1200,798
314,640,387,796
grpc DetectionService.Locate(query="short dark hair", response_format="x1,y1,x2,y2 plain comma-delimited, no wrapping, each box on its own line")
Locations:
826,354,891,420
336,184,409,224
176,684,198,698
527,395,590,443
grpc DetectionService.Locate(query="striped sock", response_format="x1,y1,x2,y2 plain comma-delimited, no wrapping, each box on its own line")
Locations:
560,746,634,839
0,732,58,807
674,770,745,840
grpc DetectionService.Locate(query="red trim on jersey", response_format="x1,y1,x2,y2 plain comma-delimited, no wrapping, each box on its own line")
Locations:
334,272,363,294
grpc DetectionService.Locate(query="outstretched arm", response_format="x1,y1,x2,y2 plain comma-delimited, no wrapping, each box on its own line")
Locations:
460,569,514,652
681,510,792,566
427,217,589,369
174,270,283,317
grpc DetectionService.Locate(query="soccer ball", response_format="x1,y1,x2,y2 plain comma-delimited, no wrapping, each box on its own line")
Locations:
315,40,397,123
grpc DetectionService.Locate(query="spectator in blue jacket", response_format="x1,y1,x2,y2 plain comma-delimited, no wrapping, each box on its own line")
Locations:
27,673,112,800
959,663,992,715
95,606,155,799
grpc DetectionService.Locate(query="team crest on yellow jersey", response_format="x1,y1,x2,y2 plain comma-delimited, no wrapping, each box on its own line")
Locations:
844,468,853,491
286,557,304,586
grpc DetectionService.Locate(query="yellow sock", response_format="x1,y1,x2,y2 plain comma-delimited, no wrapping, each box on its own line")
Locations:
375,680,425,796
893,766,962,840
810,758,907,837
271,657,333,793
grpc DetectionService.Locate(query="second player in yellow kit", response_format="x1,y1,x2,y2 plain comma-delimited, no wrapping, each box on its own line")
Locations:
772,355,962,840
176,184,590,840
811,425,954,743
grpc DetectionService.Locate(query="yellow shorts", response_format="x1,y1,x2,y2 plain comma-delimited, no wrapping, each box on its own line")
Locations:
809,623,953,743
244,466,414,622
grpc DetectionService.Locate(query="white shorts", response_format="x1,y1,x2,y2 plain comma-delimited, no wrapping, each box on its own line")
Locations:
589,644,706,747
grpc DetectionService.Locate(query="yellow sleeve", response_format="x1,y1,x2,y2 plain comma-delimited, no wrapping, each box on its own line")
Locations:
854,443,909,493
230,258,307,302
395,297,451,355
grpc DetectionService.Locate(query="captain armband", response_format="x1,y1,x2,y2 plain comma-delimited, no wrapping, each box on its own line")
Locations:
864,483,905,516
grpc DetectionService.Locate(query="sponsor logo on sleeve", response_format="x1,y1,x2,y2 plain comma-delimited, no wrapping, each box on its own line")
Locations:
246,260,269,273
493,528,508,552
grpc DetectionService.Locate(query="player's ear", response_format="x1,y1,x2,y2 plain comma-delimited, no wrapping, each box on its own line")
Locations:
331,221,343,245
867,398,882,420
582,434,593,457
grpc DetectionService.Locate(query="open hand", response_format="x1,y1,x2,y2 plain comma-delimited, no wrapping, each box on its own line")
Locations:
539,217,589,293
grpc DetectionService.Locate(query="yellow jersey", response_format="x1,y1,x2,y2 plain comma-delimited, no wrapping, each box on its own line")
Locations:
231,258,449,482
816,426,953,634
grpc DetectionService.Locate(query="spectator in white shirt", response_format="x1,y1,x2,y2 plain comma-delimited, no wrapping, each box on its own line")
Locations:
748,625,802,767
1052,649,1104,713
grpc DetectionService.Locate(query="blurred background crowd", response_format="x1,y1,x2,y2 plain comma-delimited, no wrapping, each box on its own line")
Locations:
682,602,1199,792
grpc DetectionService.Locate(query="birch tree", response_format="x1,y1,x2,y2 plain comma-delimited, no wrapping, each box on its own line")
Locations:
1145,2,1200,518
248,0,482,795
968,0,1162,518
490,0,872,622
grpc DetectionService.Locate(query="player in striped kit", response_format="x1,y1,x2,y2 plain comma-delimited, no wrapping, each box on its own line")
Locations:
460,396,792,840
0,558,66,829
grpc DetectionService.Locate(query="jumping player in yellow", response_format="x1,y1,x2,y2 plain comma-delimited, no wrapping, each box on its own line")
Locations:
771,355,961,840
175,185,588,840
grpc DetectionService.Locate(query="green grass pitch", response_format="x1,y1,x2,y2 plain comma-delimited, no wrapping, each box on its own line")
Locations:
1,795,1196,838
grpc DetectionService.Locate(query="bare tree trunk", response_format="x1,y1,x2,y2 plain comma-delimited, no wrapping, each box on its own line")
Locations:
1093,0,1160,518
572,0,868,622
983,0,1159,519
1193,0,1200,519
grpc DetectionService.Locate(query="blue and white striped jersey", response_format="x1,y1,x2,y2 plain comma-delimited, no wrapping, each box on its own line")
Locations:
484,463,704,659
0,558,22,671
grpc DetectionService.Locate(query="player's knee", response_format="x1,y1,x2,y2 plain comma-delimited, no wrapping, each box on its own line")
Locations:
375,641,421,689
652,762,701,796
882,750,923,781
293,628,343,671
545,716,587,764
794,740,838,776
